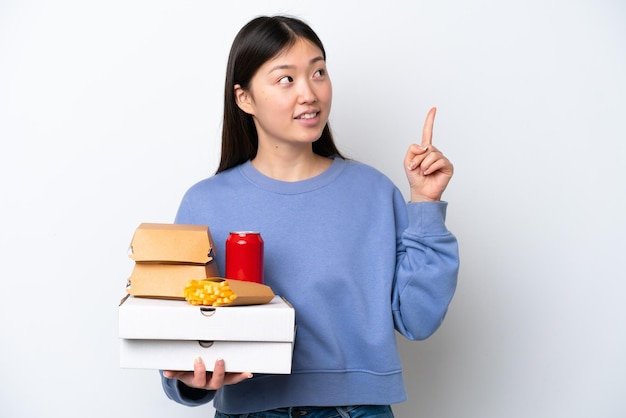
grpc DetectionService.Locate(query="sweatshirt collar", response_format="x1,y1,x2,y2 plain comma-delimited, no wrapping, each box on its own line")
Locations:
238,157,346,194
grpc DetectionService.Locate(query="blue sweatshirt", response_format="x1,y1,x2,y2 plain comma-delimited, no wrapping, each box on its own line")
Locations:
161,158,459,414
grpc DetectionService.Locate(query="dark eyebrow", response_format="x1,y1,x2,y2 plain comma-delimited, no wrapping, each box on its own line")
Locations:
268,56,326,73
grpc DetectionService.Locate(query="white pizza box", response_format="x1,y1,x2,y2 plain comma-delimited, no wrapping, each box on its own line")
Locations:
119,338,294,374
118,294,295,342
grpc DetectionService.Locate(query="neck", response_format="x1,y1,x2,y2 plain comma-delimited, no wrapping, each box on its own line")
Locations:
252,144,331,182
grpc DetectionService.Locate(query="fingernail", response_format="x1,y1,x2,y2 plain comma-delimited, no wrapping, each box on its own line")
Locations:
420,145,429,151
407,161,417,170
247,373,254,379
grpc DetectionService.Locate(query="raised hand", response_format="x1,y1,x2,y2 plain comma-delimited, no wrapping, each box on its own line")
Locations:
404,107,454,202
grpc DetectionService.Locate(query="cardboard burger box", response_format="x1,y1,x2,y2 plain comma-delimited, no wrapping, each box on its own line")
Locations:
119,294,296,374
126,223,221,299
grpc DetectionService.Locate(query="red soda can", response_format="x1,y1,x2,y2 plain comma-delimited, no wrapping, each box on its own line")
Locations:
225,231,264,284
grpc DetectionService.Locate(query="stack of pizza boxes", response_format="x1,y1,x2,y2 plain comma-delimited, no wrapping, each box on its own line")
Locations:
119,223,295,374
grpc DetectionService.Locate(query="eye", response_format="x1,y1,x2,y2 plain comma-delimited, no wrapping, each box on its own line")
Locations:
313,69,326,78
278,76,294,84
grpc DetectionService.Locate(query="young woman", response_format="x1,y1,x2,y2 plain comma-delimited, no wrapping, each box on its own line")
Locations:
161,15,459,418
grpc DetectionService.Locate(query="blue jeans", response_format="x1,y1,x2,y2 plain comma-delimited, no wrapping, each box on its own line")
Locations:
215,405,394,418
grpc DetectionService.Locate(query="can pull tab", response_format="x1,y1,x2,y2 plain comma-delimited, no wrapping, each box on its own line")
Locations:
200,307,217,317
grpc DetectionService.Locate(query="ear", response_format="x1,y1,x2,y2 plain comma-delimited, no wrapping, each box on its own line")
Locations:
234,84,254,115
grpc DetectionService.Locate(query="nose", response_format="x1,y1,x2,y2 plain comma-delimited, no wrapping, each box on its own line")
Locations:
297,80,317,104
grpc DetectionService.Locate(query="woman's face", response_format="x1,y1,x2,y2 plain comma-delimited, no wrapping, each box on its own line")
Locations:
235,38,332,150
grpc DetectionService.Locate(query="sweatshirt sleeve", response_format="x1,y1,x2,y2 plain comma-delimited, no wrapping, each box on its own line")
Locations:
392,197,460,340
160,371,216,406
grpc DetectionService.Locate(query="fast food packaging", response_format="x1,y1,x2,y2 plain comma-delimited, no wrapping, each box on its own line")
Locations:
126,223,221,299
118,294,296,373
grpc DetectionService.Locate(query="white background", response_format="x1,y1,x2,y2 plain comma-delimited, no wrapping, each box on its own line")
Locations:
1,1,624,417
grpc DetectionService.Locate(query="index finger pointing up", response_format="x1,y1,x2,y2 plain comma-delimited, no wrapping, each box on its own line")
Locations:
421,107,437,147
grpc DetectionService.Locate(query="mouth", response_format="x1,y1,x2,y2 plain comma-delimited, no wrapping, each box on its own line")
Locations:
295,111,319,120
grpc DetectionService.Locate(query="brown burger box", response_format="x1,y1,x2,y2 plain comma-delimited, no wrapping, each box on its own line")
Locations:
126,264,220,299
129,222,216,263
126,223,220,299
